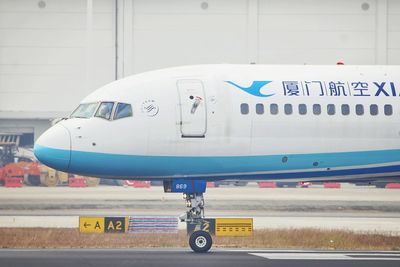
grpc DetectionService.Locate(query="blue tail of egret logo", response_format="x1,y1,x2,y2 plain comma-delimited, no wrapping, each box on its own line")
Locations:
225,80,274,97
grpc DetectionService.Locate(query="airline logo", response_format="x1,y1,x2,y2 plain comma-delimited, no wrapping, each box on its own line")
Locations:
141,100,159,117
226,80,399,98
283,80,399,97
225,81,275,97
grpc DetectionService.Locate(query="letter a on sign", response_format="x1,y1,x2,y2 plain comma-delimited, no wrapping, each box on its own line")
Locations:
108,221,115,230
79,217,105,233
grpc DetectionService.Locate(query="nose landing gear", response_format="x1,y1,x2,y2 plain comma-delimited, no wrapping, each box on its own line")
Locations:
179,192,212,253
163,179,212,253
179,193,212,253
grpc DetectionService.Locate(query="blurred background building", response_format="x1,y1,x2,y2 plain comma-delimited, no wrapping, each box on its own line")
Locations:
0,0,399,146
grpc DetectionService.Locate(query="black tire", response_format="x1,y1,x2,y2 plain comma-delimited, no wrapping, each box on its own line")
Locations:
189,231,212,253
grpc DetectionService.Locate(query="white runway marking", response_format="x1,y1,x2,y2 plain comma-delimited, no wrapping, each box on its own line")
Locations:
250,252,400,260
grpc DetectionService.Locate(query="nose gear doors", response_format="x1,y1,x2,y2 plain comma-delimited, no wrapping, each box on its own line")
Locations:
177,79,207,138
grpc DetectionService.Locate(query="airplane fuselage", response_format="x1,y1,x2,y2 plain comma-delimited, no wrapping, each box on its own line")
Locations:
34,64,400,182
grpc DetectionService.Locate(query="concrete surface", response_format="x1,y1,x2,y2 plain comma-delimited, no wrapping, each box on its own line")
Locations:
1,185,400,234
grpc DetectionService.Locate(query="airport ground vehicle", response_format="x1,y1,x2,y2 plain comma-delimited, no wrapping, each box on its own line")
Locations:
0,142,40,185
0,141,80,187
38,165,69,187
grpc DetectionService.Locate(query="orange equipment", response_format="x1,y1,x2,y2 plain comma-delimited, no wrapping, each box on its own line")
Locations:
0,142,40,186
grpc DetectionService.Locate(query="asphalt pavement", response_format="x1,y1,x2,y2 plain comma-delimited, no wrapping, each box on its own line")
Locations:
0,249,399,267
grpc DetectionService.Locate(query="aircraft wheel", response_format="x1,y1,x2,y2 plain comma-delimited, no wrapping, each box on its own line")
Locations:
189,230,212,253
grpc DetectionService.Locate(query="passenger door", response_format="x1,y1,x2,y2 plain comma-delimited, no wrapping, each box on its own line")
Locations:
177,79,207,137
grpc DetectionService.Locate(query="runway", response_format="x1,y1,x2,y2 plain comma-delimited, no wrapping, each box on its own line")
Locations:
0,249,399,267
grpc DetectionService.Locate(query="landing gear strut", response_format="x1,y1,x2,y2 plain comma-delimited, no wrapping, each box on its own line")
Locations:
180,192,212,253
181,193,205,221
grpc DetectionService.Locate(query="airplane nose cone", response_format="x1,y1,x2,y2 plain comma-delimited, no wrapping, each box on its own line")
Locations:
34,123,71,172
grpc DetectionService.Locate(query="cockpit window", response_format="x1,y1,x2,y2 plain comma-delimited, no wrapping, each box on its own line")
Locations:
114,103,133,120
95,102,114,120
70,103,99,118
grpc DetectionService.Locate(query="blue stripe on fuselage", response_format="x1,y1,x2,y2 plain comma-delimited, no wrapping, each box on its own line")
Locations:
34,144,400,179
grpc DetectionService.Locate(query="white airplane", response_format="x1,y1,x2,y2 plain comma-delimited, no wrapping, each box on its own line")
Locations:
34,64,400,252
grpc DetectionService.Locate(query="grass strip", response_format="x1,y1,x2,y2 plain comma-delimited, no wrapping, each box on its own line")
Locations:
0,228,399,251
